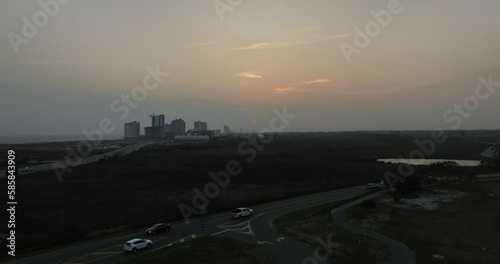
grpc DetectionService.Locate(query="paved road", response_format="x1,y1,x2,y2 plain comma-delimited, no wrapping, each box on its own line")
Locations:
330,194,416,264
0,141,171,179
475,173,500,181
4,186,370,264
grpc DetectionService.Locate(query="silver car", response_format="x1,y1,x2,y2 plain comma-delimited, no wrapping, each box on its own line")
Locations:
123,238,153,252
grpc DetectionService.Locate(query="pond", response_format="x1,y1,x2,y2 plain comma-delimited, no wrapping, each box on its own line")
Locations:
377,158,482,167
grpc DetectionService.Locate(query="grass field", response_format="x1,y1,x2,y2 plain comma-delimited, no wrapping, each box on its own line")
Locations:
120,236,277,264
0,139,130,170
347,181,500,264
0,132,495,254
273,201,390,264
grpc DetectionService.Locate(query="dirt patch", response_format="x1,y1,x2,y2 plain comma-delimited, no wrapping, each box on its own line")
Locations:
380,189,468,210
347,182,500,264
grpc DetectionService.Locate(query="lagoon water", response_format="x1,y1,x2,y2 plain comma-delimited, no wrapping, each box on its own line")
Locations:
378,158,482,167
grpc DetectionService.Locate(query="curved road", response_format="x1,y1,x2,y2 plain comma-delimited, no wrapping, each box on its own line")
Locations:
330,196,415,264
4,186,370,264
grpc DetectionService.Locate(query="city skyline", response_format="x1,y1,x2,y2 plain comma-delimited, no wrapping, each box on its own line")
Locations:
1,2,500,262
1,0,500,137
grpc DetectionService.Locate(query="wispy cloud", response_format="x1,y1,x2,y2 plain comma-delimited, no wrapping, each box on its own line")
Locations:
17,60,100,65
187,41,218,47
275,87,310,94
228,42,274,51
226,34,351,51
303,79,331,85
396,16,440,20
285,28,323,35
237,71,265,79
398,16,500,27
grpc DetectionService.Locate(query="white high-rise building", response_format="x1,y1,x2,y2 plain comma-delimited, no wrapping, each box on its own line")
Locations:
194,121,208,131
171,119,186,136
124,121,140,138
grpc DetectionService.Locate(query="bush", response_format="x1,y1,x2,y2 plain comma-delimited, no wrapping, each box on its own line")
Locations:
496,207,500,226
360,199,377,209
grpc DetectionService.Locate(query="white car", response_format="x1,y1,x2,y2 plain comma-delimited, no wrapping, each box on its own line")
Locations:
230,207,254,219
123,238,153,252
366,183,379,189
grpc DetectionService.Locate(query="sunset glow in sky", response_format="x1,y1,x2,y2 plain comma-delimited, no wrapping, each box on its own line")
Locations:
1,0,500,136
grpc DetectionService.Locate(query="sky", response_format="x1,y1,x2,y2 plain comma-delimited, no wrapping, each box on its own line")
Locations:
1,0,500,136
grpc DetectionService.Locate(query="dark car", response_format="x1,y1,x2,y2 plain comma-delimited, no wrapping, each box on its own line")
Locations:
145,223,171,235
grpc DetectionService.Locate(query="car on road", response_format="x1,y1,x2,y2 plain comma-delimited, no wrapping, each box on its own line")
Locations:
366,183,379,189
20,167,34,172
123,238,153,252
230,207,253,219
145,223,171,235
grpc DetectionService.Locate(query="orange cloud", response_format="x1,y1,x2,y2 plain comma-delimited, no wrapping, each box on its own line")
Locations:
303,79,331,85
237,71,265,79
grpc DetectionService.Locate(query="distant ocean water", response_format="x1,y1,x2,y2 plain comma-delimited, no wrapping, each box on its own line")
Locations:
0,135,123,144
